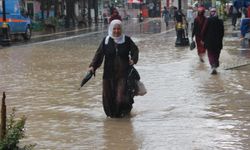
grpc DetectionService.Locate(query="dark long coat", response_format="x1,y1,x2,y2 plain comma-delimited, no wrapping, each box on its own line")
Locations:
89,36,139,117
192,15,207,38
202,16,224,50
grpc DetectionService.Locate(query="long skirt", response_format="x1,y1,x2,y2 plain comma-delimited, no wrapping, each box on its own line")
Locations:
207,49,221,68
195,36,206,56
102,78,133,118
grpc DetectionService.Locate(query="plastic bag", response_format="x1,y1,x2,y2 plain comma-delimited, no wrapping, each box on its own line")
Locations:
136,80,147,96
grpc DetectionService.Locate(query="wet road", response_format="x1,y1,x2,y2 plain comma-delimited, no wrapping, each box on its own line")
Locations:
0,19,250,149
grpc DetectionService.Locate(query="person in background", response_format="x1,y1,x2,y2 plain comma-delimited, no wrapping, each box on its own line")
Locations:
109,4,115,15
103,12,108,25
88,19,139,118
148,2,155,17
192,6,207,62
162,6,170,28
232,4,239,30
174,9,185,23
187,5,195,33
240,18,250,47
202,8,224,75
109,9,122,23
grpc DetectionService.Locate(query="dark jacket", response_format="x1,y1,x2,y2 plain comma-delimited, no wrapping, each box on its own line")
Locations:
192,15,207,38
90,36,139,79
174,10,185,22
202,16,224,50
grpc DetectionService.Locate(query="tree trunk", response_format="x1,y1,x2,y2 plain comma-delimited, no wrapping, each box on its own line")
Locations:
94,0,98,24
65,0,76,27
41,0,45,20
54,0,59,17
0,92,6,140
46,0,52,18
88,0,91,25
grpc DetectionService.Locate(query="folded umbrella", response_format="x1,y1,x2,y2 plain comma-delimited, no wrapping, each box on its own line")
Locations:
79,71,94,89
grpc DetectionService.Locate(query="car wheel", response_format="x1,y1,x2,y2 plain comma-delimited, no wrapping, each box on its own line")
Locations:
23,26,31,40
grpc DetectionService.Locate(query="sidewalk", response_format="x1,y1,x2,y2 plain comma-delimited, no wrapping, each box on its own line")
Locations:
31,17,161,38
222,19,250,70
32,22,106,38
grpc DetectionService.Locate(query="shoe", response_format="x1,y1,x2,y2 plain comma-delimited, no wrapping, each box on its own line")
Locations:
211,68,217,75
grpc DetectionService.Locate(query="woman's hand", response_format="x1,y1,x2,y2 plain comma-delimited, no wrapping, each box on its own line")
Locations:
88,66,94,73
201,41,204,45
129,59,134,65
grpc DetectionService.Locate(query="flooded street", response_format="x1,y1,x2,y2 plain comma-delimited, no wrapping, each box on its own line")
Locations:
0,19,250,149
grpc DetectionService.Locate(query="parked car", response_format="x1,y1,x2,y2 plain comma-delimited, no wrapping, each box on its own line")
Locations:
0,0,32,44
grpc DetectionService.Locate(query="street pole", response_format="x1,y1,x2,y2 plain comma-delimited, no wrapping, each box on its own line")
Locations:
175,0,189,47
175,0,182,46
1,0,10,45
2,0,6,21
178,0,181,10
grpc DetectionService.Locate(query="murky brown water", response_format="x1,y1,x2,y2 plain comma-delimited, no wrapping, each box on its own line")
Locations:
0,20,250,149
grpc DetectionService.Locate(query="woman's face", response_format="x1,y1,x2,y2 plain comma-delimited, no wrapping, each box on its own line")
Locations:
112,24,122,37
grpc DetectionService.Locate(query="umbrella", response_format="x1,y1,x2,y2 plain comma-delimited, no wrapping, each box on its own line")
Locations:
79,71,94,89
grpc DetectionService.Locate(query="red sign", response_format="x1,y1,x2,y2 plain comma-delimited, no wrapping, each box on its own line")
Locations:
128,0,142,3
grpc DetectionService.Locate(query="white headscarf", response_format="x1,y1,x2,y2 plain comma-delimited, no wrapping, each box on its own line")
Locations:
106,19,125,44
210,8,217,17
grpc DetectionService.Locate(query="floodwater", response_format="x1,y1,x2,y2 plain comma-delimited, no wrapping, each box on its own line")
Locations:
0,19,250,150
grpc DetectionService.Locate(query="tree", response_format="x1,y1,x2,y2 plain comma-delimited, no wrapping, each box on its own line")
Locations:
65,0,77,27
93,0,98,24
54,0,59,17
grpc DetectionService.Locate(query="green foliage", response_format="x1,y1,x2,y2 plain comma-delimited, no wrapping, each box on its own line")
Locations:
0,108,36,150
31,21,44,31
46,17,59,26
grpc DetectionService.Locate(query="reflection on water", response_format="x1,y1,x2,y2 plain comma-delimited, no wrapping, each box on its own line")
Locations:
201,72,250,149
0,20,250,149
102,118,139,150
139,20,162,34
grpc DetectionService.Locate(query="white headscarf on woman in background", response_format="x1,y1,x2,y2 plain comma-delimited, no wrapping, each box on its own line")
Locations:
210,8,217,17
105,19,125,44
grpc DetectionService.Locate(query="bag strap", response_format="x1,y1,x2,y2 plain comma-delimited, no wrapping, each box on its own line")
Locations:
201,18,208,39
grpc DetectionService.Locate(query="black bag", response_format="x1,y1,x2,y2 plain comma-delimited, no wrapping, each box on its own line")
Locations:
127,66,147,96
190,40,196,50
127,66,140,97
127,66,140,80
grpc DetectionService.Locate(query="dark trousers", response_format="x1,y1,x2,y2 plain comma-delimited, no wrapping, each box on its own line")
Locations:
207,49,221,68
232,14,238,27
